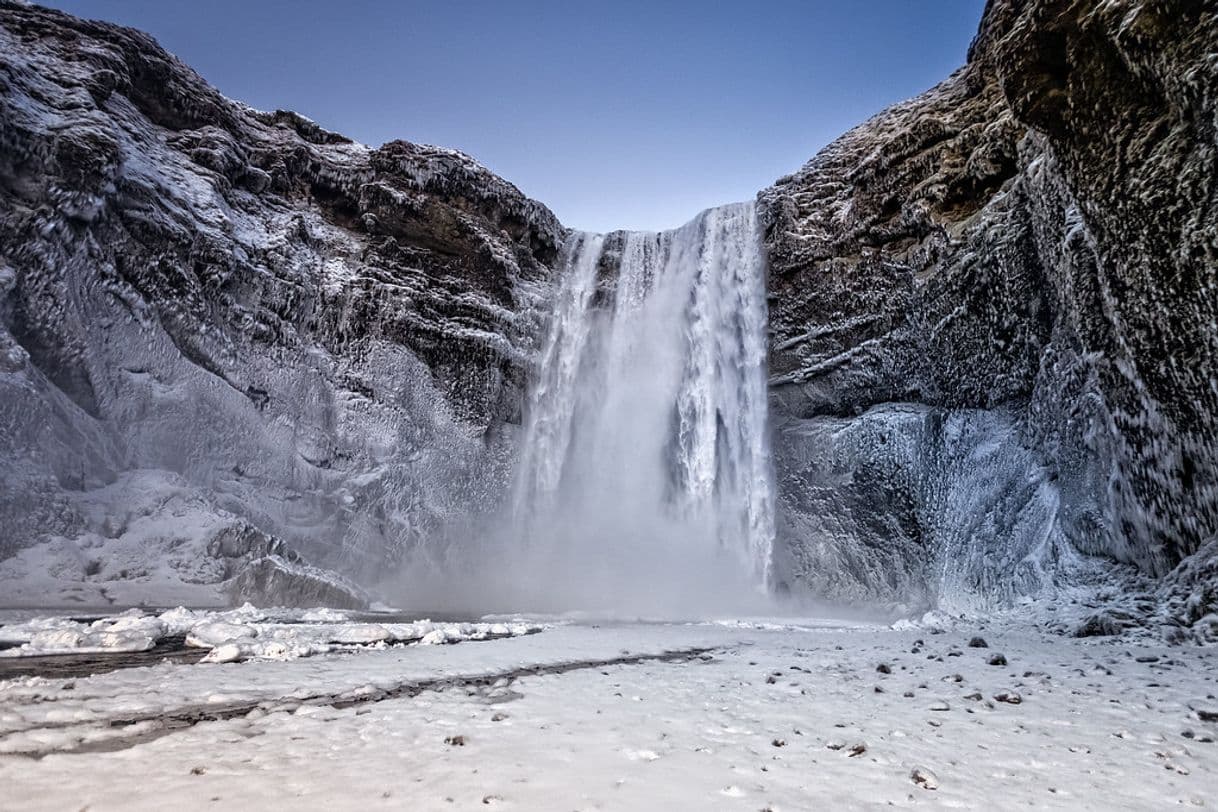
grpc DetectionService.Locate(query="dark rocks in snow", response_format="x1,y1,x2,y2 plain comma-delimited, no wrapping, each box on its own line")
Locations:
208,515,366,608
1073,612,1136,639
1157,538,1218,643
987,653,1008,667
968,637,988,648
910,766,939,790
226,554,367,610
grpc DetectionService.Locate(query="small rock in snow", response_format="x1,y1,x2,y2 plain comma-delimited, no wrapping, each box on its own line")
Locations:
911,766,939,790
968,637,989,648
988,653,1008,666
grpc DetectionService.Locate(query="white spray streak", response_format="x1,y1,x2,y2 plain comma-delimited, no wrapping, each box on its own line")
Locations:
512,232,605,512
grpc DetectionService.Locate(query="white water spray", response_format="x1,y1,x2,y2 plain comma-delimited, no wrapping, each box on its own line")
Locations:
508,201,776,610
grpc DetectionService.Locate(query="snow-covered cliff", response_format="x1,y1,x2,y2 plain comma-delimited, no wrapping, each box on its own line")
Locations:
0,2,563,606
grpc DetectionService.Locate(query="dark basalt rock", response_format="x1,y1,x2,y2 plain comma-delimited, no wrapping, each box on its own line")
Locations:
226,554,368,611
759,0,1218,632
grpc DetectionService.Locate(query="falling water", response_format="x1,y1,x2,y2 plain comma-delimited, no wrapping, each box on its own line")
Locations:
511,202,775,606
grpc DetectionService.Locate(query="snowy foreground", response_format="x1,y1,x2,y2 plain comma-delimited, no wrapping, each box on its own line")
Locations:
2,612,1217,810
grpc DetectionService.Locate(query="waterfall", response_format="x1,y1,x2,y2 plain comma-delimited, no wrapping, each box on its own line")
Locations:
511,201,775,603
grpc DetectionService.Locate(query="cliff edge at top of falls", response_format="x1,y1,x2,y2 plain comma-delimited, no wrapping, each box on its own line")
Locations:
759,0,1218,639
0,0,564,607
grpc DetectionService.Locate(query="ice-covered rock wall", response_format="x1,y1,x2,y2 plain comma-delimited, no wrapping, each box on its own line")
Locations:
0,2,563,606
759,0,1218,632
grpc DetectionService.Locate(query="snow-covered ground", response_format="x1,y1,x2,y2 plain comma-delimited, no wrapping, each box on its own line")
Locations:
1,615,1216,810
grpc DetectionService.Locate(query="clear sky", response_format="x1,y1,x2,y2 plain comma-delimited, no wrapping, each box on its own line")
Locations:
44,1,987,232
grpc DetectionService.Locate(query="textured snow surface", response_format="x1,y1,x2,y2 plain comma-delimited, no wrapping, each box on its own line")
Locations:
0,605,540,662
1,621,1216,809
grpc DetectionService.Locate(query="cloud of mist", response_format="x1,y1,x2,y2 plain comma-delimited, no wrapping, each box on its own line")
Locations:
385,204,786,620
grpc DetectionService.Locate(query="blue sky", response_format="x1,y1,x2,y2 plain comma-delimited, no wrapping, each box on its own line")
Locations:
46,1,986,232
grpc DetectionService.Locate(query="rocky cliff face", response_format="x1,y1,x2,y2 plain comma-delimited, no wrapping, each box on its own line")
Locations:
1,0,1215,630
759,0,1218,636
0,2,563,606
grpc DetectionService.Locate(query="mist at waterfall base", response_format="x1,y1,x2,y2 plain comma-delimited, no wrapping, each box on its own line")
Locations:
397,203,790,619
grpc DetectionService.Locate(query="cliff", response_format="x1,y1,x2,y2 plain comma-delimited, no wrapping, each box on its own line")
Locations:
759,0,1218,637
1,0,1215,634
0,1,563,605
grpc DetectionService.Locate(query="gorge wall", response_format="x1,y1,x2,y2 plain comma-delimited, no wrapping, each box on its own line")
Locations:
0,0,1215,633
0,1,562,606
760,0,1218,635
